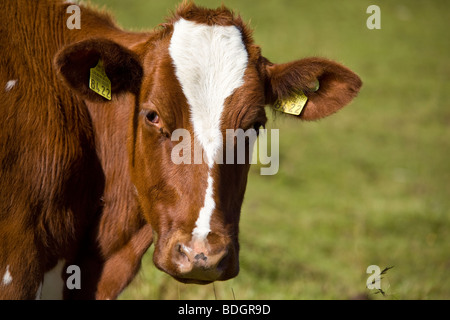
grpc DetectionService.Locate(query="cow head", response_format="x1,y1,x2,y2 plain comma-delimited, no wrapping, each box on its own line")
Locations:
55,3,361,284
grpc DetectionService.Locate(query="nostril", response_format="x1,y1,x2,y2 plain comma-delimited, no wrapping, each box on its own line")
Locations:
176,243,191,262
194,252,207,262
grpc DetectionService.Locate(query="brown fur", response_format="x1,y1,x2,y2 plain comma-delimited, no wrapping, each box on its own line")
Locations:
0,0,361,299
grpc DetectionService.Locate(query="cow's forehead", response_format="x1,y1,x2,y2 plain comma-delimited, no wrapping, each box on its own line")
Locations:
168,18,249,168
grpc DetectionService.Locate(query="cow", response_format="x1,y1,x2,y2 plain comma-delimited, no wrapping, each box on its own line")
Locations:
0,0,362,299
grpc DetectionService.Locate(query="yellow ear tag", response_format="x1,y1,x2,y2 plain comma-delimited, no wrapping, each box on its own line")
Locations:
89,60,111,100
273,91,308,116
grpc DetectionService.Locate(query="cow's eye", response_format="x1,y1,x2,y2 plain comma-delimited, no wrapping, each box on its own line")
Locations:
145,111,160,125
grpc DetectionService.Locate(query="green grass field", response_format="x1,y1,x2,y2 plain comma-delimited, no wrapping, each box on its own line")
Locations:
89,0,450,299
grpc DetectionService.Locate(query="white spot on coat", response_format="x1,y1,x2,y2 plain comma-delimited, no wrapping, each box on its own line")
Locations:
2,265,13,286
5,80,17,92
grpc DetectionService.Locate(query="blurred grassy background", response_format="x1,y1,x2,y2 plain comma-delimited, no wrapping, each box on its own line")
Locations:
88,0,450,299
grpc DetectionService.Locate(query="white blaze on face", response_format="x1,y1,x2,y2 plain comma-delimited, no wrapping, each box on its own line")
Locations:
169,18,248,240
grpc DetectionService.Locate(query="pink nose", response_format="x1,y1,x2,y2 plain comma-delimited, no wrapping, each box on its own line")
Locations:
173,241,228,283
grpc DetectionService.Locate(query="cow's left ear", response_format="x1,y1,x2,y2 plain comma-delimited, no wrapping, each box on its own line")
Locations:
263,57,362,120
54,38,143,102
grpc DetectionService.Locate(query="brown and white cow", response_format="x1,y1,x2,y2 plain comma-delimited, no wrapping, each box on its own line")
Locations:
0,1,361,299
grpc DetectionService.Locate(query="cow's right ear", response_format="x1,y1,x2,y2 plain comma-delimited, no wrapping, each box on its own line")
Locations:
54,38,143,102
